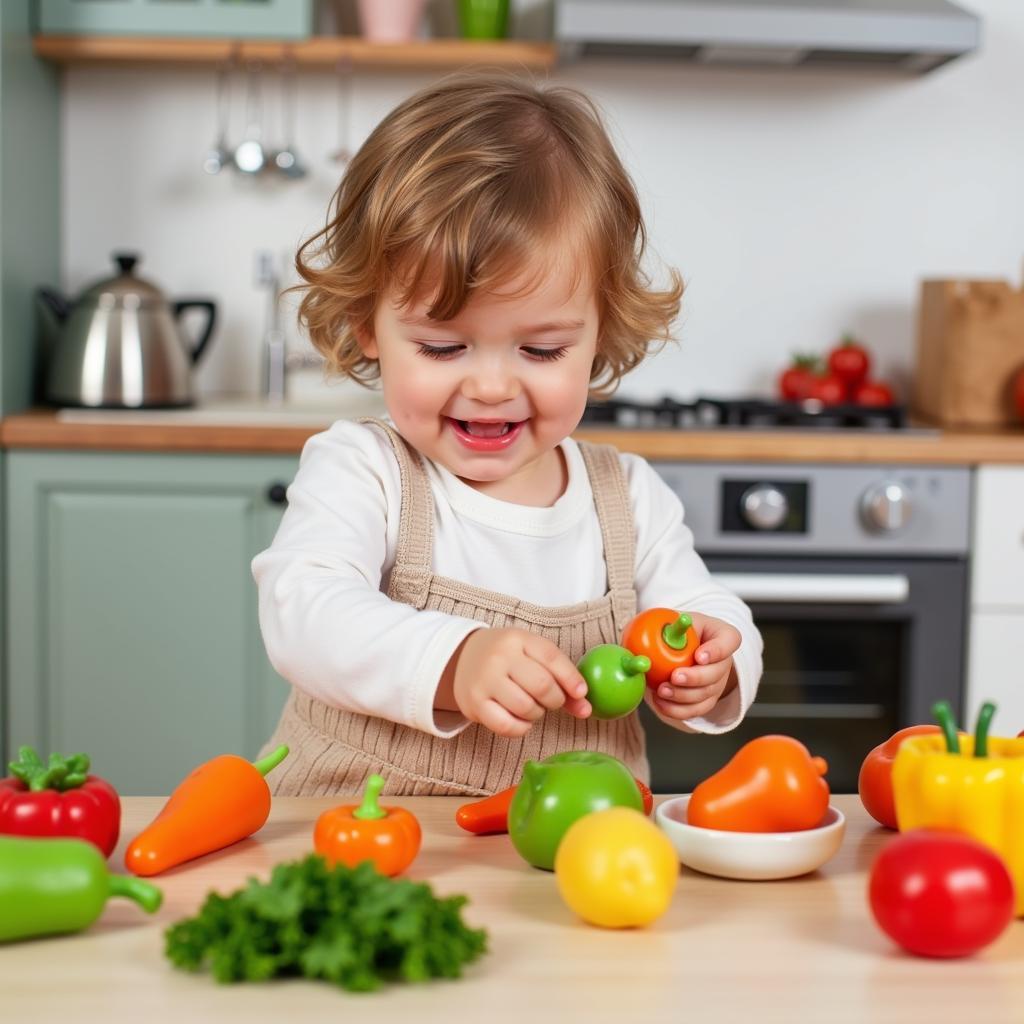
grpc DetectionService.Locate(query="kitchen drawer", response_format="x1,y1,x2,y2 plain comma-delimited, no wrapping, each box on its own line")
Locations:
966,611,1024,734
36,0,313,39
971,466,1024,608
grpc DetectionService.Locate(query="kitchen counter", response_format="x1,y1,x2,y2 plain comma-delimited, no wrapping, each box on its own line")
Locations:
3,795,1023,1023
3,408,1024,463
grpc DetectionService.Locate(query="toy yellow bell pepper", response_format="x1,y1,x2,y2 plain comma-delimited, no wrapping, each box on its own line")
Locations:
893,700,1024,916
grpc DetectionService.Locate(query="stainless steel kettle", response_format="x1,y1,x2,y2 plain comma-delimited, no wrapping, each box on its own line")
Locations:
38,253,217,408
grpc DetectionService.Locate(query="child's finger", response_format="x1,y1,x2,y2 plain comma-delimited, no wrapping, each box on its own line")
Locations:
563,695,593,719
497,679,546,722
651,694,717,721
525,638,587,700
694,637,738,665
656,680,719,705
693,624,741,666
513,661,567,710
668,664,727,689
477,699,533,738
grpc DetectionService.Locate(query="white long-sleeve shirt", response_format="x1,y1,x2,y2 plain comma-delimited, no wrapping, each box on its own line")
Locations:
253,419,762,740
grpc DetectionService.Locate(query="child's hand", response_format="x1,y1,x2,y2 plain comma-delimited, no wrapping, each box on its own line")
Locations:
451,628,591,738
650,612,741,722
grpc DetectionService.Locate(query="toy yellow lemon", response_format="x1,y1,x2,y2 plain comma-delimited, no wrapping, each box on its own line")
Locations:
554,807,678,928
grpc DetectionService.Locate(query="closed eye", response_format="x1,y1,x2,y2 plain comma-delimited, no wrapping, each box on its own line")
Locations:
416,343,464,360
522,346,569,361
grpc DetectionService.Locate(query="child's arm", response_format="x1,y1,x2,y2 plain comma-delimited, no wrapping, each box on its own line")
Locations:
252,422,498,738
624,455,764,735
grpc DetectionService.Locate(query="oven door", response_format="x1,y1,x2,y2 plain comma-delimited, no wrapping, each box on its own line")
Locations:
640,555,968,793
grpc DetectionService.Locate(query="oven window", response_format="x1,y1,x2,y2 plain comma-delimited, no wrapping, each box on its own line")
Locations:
643,613,904,793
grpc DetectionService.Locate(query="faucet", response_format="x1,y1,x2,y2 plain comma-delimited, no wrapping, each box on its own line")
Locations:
256,250,325,403
256,252,288,403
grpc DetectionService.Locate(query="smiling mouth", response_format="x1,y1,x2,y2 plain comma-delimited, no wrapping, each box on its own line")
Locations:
457,420,518,437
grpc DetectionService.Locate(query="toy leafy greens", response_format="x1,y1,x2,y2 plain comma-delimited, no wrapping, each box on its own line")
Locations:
164,854,487,992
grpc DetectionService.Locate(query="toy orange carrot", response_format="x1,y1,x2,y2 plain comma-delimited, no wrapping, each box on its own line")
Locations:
455,786,516,835
456,775,654,834
313,773,421,877
124,745,289,876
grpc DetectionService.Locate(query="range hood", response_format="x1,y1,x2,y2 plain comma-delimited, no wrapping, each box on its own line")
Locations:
554,0,981,74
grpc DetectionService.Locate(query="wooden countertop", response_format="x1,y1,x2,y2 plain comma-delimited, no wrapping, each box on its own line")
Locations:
3,409,1024,463
3,795,1023,1022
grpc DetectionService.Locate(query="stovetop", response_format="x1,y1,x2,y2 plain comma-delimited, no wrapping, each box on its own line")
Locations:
580,396,906,431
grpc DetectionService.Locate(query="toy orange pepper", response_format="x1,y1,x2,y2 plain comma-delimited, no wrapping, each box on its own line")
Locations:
688,735,830,832
893,700,1024,916
314,773,421,877
621,609,699,687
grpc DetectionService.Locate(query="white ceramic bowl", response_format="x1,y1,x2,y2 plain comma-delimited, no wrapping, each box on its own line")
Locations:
655,796,846,880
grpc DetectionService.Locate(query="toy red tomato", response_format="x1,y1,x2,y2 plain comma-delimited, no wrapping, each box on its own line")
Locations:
777,357,819,401
858,724,942,829
807,373,847,406
852,380,895,407
827,335,871,389
869,830,1014,958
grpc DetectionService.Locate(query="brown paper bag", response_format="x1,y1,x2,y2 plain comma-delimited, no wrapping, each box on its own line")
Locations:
914,279,1024,427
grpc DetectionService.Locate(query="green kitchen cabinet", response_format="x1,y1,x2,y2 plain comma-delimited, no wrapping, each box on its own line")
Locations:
6,450,298,794
0,3,62,767
36,0,313,39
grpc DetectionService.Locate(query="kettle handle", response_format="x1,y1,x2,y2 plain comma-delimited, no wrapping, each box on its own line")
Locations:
171,299,217,364
37,287,70,322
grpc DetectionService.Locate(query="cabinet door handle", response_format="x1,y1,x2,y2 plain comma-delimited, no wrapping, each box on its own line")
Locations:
266,482,289,505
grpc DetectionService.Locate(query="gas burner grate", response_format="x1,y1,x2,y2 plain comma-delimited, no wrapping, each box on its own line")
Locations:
580,396,906,430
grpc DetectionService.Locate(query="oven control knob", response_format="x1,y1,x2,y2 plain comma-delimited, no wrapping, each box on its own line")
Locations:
740,484,789,531
861,481,913,532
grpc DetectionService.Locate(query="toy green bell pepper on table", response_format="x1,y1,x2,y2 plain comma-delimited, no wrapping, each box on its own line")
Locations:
0,835,163,943
508,750,644,870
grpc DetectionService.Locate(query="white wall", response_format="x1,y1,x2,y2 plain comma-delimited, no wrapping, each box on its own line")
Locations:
60,0,1024,407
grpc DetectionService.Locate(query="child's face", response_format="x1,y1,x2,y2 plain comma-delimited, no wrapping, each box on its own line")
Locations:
358,256,598,500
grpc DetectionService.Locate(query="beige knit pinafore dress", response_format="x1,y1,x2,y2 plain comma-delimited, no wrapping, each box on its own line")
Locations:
261,418,648,797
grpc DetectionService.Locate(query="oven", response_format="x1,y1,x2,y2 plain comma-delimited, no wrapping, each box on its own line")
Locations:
639,461,971,793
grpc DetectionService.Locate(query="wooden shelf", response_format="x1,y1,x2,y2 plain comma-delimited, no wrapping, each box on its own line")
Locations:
32,34,559,71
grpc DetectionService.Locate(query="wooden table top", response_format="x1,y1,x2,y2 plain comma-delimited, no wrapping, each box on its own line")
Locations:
2,794,1023,1023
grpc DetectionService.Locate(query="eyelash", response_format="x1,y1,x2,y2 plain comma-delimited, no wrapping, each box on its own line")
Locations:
415,344,569,362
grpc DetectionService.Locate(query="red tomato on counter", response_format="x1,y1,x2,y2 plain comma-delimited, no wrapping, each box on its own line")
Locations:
852,380,895,407
827,335,871,389
807,373,848,406
869,831,1014,958
777,357,820,402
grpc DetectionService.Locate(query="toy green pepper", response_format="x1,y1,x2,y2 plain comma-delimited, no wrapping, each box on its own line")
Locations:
0,835,163,943
577,644,650,719
508,751,644,870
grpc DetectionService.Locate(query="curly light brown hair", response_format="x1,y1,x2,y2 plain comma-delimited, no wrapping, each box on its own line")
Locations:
295,71,683,396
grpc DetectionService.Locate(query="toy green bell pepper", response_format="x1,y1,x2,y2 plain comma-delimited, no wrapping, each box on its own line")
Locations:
0,835,163,943
577,644,650,719
508,750,643,870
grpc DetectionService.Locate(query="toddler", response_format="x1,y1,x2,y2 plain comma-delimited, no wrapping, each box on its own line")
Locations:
253,72,763,796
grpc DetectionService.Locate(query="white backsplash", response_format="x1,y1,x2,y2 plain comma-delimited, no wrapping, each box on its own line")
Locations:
60,0,1024,412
